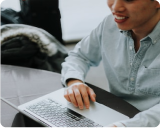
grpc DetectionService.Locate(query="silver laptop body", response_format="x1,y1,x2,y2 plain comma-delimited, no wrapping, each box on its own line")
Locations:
3,88,129,127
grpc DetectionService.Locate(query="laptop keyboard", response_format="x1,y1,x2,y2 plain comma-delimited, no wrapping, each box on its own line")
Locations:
26,98,103,127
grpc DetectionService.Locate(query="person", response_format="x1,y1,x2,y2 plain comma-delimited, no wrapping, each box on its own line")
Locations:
61,0,160,127
19,0,64,45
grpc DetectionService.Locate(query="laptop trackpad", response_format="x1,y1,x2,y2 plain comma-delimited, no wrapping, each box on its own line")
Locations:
66,101,129,126
52,88,129,126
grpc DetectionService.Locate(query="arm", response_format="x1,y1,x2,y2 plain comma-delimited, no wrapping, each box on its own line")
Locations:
61,31,103,86
109,103,160,127
61,18,105,109
122,103,160,127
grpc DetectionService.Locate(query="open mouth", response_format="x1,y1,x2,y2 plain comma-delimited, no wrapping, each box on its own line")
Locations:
115,15,127,19
114,15,128,23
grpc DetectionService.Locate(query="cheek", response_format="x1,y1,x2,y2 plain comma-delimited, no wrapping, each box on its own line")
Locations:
107,0,113,9
130,8,146,19
126,6,140,16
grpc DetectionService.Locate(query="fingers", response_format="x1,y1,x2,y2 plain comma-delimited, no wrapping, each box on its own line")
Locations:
79,84,90,109
64,89,71,102
67,88,78,107
73,87,84,109
87,87,96,102
103,125,117,128
64,83,96,110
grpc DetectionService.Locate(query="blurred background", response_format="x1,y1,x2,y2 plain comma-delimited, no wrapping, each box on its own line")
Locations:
1,0,111,90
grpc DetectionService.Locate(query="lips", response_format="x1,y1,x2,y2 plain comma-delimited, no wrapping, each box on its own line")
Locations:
114,15,128,23
115,18,128,23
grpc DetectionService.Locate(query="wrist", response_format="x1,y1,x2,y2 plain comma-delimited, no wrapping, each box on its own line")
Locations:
66,79,83,87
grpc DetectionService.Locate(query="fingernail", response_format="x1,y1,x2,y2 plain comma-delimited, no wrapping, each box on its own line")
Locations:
79,106,84,109
86,105,89,109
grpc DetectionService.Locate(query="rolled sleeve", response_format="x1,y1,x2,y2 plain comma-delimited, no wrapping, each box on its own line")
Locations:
61,19,104,87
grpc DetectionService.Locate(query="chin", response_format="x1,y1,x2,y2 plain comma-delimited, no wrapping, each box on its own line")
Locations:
117,25,131,31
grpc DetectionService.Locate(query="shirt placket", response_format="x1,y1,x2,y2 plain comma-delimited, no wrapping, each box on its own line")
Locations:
129,37,136,67
128,40,151,92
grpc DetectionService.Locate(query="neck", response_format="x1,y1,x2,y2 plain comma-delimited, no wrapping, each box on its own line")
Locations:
132,10,160,41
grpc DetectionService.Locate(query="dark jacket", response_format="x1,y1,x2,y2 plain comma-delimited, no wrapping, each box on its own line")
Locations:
1,24,68,73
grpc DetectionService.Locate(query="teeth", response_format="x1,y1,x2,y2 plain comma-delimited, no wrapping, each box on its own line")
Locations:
115,15,126,20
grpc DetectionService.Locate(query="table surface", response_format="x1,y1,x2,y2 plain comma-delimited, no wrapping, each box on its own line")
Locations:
1,65,140,127
1,0,110,42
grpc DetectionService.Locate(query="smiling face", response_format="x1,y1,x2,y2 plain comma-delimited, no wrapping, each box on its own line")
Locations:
107,0,160,31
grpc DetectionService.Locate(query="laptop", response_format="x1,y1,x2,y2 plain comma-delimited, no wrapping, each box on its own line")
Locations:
1,88,129,127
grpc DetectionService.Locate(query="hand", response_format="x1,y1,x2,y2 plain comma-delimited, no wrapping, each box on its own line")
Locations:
103,125,117,128
64,80,96,109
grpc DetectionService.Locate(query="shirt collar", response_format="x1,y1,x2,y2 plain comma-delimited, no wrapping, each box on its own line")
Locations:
148,21,160,45
119,21,160,44
119,29,130,36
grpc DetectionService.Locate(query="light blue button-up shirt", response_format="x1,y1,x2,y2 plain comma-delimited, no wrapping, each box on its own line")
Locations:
61,14,160,127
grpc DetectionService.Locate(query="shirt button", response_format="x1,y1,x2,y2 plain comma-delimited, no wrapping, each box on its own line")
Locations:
130,77,135,81
153,40,157,44
129,46,133,50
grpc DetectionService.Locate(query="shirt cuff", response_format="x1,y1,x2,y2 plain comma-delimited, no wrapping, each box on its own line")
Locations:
61,71,85,87
114,122,126,128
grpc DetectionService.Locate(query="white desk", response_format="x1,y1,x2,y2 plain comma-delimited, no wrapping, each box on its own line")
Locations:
1,65,62,127
1,0,111,42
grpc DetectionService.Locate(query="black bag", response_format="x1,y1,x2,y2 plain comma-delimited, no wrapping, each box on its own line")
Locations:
1,0,64,45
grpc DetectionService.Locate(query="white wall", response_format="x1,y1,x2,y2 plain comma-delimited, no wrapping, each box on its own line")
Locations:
59,0,111,42
1,0,20,11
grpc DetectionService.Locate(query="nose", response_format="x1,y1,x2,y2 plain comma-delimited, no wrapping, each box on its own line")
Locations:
111,0,125,13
